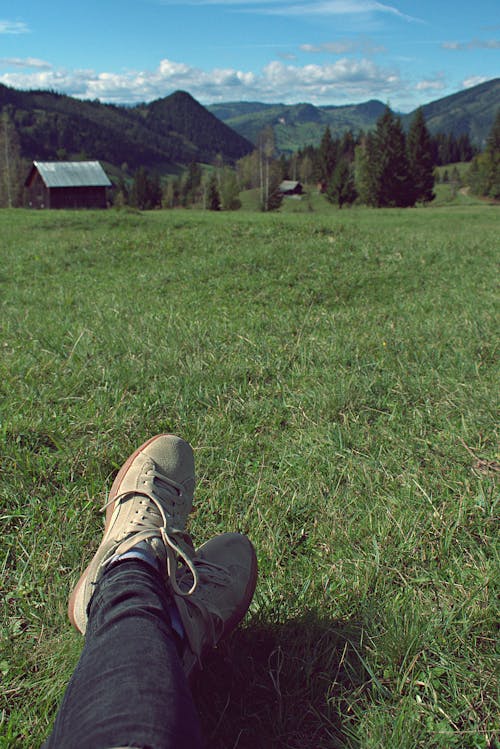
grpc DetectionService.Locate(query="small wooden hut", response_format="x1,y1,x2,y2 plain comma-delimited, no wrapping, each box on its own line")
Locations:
25,161,111,209
279,180,304,196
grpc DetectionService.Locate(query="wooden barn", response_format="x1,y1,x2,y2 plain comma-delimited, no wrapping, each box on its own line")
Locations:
279,180,304,196
25,161,111,209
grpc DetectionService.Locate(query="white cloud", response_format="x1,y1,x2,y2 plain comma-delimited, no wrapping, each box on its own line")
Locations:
301,41,356,54
0,56,402,105
159,0,423,22
415,78,445,92
158,59,193,77
263,57,393,85
442,38,500,50
259,1,423,23
462,75,489,88
0,20,29,34
472,38,500,48
0,57,52,70
300,39,386,54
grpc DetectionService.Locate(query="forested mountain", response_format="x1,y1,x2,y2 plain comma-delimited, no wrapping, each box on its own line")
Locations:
208,99,388,152
210,78,500,152
401,78,500,148
0,86,253,172
0,78,497,175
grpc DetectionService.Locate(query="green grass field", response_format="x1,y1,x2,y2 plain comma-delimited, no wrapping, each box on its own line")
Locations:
1,204,498,748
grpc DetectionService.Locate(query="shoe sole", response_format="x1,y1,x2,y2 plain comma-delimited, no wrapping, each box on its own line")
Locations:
68,434,180,632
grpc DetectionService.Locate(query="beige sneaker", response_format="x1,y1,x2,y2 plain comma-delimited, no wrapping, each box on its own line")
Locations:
68,434,197,634
173,533,258,679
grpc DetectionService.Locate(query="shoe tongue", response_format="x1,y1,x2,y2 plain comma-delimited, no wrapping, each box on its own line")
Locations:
147,536,167,561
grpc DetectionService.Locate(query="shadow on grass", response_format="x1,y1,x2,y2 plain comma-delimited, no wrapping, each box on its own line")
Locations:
192,612,369,749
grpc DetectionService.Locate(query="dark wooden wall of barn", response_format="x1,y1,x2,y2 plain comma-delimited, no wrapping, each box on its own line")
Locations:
25,172,49,208
25,174,107,209
48,186,107,209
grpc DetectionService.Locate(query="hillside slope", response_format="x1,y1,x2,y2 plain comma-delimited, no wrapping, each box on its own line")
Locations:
0,86,253,171
210,79,500,151
1,78,497,168
208,99,387,151
404,78,500,147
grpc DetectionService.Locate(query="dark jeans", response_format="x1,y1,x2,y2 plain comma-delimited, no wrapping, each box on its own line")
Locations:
44,559,203,749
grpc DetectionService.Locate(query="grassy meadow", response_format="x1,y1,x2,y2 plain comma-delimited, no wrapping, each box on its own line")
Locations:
0,202,498,748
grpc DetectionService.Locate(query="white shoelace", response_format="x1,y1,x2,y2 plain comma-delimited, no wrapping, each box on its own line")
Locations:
176,559,231,651
101,474,199,597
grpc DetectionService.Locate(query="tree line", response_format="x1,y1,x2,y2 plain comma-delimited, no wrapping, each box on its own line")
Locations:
236,106,439,208
114,160,242,212
103,106,488,212
118,127,285,212
234,106,487,209
355,106,436,207
0,104,498,209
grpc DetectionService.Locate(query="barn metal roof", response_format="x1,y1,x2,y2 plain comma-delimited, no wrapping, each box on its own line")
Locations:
279,180,302,192
32,161,111,188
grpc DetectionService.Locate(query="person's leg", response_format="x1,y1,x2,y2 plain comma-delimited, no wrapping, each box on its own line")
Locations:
43,434,257,748
45,558,202,749
68,434,198,635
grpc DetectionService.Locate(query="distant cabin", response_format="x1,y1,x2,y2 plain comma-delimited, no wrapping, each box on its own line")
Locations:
279,180,303,197
25,161,112,209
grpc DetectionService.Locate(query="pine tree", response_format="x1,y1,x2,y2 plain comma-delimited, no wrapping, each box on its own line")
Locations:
407,108,435,204
457,133,477,162
470,109,500,199
182,161,203,206
130,167,149,209
486,109,500,198
263,160,283,212
326,159,357,208
163,177,182,208
130,168,162,209
372,107,414,207
318,126,338,189
148,172,162,209
340,130,356,162
206,174,221,211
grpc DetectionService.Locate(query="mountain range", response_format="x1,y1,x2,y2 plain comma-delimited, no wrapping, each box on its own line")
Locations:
0,86,253,175
209,78,500,153
1,78,498,174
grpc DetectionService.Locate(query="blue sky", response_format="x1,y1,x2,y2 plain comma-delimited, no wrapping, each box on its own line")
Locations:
0,0,498,111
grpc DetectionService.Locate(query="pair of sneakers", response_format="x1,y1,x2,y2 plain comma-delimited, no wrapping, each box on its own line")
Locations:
68,434,258,677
